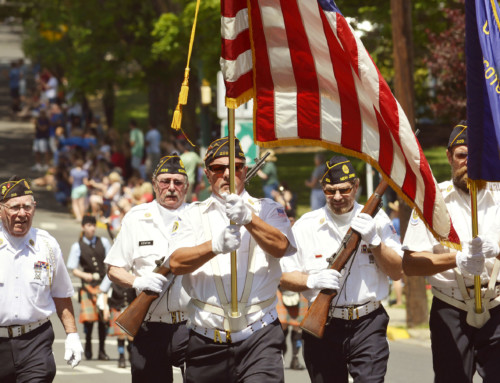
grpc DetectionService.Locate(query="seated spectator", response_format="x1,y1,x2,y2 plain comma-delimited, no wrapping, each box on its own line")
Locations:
130,181,153,206
88,171,123,219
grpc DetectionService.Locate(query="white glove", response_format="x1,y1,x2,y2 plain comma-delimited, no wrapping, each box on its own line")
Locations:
212,224,241,254
306,269,343,290
64,332,83,368
224,193,253,225
351,213,381,247
456,249,485,276
470,236,500,259
132,272,169,293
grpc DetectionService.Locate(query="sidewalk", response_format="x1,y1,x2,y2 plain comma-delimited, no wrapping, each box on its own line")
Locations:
386,306,431,347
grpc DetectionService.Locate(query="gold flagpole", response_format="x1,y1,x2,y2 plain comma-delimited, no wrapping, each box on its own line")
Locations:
470,180,483,313
228,108,239,318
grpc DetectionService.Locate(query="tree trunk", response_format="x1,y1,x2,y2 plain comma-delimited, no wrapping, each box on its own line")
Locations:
102,82,115,129
148,76,170,132
390,0,429,327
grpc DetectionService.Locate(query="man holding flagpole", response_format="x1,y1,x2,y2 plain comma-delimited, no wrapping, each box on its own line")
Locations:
403,122,500,382
168,136,295,383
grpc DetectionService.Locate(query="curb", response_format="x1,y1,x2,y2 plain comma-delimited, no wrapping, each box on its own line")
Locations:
387,326,410,341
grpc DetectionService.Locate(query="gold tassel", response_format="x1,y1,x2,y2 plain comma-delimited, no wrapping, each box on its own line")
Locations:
178,68,190,105
171,105,183,131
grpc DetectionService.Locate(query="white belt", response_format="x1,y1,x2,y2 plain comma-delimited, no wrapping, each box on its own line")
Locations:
434,285,500,301
190,309,278,344
329,301,381,320
146,311,186,324
0,318,50,338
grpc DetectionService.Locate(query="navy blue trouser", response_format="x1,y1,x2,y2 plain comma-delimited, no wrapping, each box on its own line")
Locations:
0,321,56,383
185,319,285,383
303,306,390,383
430,296,500,383
130,321,189,383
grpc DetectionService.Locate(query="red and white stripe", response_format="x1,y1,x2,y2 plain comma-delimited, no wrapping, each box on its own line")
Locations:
220,0,253,106
221,0,458,245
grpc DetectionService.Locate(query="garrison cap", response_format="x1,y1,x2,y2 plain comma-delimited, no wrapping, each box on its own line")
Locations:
204,136,245,166
153,155,187,178
321,156,357,185
447,121,467,149
81,215,97,226
0,176,33,202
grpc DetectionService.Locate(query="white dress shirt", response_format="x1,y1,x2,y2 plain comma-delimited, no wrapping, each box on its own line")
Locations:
169,191,296,330
403,180,500,288
0,224,74,326
281,202,403,305
105,200,190,318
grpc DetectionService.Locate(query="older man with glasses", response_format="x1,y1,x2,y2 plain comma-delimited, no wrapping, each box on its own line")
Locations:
0,176,83,382
105,155,190,382
168,136,296,383
280,156,403,383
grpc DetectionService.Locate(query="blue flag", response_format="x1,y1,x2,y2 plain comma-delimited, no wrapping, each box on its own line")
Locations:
465,0,500,181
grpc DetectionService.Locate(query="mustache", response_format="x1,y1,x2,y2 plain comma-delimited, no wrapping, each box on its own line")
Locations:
454,166,468,180
165,190,179,197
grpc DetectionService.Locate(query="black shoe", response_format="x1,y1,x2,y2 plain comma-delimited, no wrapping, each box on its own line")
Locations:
290,356,305,370
85,343,92,360
118,355,126,368
98,351,110,361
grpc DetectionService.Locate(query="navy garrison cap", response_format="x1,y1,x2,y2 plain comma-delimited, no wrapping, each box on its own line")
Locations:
321,156,357,185
204,136,245,166
447,121,467,149
153,155,187,178
0,176,33,202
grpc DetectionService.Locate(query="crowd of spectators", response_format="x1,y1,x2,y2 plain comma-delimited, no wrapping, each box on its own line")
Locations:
19,68,207,233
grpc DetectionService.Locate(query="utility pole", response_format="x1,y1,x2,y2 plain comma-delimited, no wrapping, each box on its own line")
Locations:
390,0,428,328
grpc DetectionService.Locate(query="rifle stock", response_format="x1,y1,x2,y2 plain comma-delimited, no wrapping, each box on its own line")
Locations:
115,264,170,337
299,180,389,338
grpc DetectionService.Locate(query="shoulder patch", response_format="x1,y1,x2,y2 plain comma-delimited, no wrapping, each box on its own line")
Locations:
410,210,421,226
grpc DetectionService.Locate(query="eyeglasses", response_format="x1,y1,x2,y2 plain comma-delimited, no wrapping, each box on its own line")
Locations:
1,203,36,213
323,186,354,196
155,178,185,189
208,163,245,174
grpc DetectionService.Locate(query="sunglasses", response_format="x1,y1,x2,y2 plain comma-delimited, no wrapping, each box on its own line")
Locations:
208,163,245,174
323,186,354,196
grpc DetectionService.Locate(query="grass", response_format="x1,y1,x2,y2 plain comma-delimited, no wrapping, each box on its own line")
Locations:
113,86,149,132
112,85,451,218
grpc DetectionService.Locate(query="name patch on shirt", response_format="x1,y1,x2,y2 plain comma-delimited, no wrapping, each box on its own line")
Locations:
139,240,153,247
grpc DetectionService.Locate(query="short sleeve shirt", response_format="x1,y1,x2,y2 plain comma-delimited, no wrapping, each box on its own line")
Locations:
169,191,296,330
281,203,403,305
403,180,500,287
0,225,74,326
105,201,190,315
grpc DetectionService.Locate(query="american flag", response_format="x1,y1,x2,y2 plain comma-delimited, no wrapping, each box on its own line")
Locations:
220,0,459,245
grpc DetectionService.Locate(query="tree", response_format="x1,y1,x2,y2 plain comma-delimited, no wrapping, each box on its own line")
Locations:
424,1,466,122
21,0,222,139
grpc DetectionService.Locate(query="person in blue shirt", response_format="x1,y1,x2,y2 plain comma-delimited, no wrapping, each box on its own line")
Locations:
66,215,112,360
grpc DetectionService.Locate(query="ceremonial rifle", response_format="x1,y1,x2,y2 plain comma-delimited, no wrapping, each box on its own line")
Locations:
115,257,169,337
114,155,270,336
299,179,389,338
245,151,270,185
